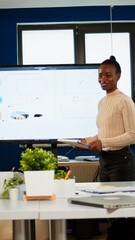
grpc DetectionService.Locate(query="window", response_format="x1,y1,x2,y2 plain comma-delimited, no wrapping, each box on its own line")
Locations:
21,29,75,64
85,32,131,97
18,22,135,101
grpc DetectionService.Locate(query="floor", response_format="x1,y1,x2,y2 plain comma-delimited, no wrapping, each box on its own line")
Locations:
0,220,49,240
0,220,108,240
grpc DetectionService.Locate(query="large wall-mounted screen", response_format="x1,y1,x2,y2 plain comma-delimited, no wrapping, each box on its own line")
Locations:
0,64,131,144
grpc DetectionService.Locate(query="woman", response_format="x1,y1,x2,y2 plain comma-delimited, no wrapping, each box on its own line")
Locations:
82,56,135,182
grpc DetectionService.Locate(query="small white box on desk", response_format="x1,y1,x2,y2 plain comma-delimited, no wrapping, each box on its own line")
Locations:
55,179,75,199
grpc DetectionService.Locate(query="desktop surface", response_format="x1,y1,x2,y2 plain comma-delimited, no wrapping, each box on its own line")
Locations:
39,181,135,220
0,181,135,240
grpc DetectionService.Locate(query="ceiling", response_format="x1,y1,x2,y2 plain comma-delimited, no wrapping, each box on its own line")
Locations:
0,0,134,9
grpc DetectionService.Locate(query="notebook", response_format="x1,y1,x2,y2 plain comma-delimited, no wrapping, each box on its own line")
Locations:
58,139,90,149
70,195,135,209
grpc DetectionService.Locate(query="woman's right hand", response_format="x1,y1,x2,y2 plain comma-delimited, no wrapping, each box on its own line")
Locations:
73,138,86,152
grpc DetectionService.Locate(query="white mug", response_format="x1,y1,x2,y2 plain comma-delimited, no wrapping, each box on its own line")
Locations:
9,188,20,201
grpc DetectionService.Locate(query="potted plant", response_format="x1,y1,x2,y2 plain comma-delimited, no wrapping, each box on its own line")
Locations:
19,147,58,197
2,172,24,200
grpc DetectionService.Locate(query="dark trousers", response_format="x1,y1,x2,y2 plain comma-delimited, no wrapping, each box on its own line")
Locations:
99,146,135,182
99,147,135,240
107,218,135,240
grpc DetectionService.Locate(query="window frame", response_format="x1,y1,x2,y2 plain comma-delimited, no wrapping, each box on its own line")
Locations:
17,24,79,65
17,22,135,101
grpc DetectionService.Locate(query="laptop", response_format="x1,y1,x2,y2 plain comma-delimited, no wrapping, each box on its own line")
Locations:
70,195,135,209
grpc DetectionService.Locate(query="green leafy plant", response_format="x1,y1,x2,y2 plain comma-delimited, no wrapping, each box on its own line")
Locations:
54,170,67,179
19,147,57,171
2,173,24,198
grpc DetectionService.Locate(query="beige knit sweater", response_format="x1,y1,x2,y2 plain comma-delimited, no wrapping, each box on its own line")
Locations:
86,89,135,151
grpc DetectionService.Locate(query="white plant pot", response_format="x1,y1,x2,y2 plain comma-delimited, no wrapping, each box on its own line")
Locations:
9,188,20,201
24,170,55,197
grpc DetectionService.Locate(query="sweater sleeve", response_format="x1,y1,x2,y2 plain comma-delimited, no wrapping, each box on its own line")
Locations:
101,97,135,148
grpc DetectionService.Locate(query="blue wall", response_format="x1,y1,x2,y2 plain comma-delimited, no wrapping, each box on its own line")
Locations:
1,5,135,65
0,5,135,170
0,6,109,66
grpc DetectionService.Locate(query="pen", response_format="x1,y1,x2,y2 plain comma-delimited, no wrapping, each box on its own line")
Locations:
57,177,61,180
65,148,75,156
64,170,71,180
11,166,15,172
81,190,102,194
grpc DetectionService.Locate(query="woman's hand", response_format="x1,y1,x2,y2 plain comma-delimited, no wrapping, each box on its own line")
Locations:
74,138,102,153
74,138,87,152
81,138,87,144
89,140,102,153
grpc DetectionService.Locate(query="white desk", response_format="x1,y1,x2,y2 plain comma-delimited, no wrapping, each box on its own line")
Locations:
0,199,39,220
0,190,39,240
1,181,135,240
39,181,135,240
